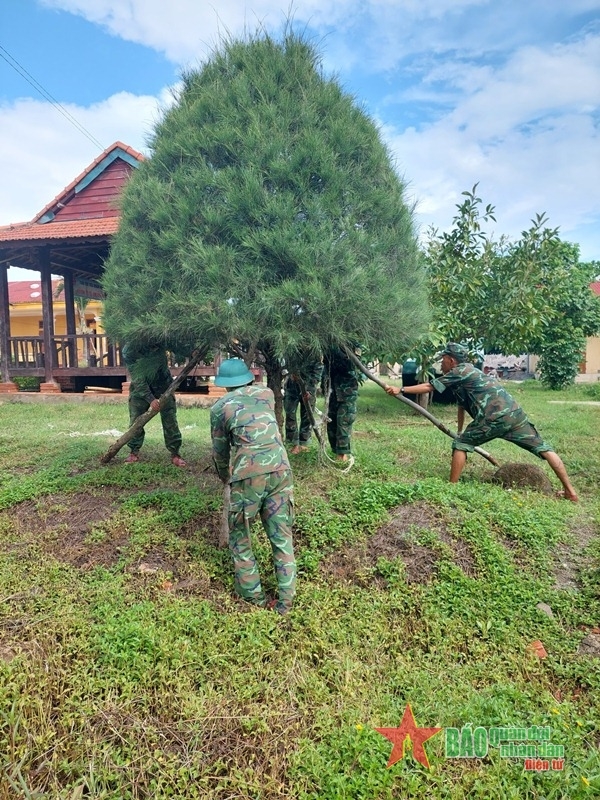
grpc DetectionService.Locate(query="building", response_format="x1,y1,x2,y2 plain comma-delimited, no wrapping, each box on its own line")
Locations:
0,142,142,392
581,281,600,379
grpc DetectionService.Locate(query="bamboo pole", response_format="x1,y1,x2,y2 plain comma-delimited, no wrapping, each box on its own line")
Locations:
100,348,208,464
219,484,231,548
342,345,499,468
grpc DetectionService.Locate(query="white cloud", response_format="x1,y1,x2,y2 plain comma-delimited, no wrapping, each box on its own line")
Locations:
448,34,600,138
378,29,600,259
0,91,171,226
39,0,343,64
6,0,599,265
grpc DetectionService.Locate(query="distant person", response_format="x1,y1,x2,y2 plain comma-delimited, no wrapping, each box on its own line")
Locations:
401,357,419,389
386,342,578,501
211,358,296,614
122,342,186,467
284,353,323,454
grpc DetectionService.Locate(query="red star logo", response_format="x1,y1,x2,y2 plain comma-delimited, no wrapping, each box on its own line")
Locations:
375,703,442,768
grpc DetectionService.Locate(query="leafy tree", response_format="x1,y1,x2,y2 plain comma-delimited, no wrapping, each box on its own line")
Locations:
423,187,600,388
102,31,428,418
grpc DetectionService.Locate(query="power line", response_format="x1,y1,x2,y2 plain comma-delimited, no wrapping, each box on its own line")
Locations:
0,43,106,151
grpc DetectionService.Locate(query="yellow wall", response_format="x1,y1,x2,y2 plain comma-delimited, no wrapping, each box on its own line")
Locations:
9,301,105,336
585,337,600,374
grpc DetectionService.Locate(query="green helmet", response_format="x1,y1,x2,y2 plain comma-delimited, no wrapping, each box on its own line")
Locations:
214,358,254,387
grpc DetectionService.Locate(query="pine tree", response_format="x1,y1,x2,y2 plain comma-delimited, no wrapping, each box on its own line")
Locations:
102,31,428,398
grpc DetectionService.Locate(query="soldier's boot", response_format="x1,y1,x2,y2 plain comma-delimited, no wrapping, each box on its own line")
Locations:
266,598,292,615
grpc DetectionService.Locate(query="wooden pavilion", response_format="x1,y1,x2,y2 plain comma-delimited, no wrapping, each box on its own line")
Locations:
0,142,221,395
0,142,142,393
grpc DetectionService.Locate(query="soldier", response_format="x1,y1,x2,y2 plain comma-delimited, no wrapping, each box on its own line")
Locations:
211,358,296,614
284,353,324,454
122,342,186,467
386,342,578,501
324,345,362,461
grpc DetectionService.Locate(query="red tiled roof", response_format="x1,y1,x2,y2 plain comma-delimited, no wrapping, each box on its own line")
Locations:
0,217,120,243
591,282,600,296
33,141,144,224
0,141,143,246
8,279,64,304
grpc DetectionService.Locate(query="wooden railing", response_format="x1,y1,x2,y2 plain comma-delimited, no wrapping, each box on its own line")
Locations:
7,334,121,371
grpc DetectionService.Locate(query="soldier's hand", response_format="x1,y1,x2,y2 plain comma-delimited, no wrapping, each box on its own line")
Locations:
150,399,160,412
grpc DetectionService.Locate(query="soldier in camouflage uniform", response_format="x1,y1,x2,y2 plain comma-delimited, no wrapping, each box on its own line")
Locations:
324,345,362,461
211,358,296,614
386,342,578,501
122,343,186,467
284,354,324,454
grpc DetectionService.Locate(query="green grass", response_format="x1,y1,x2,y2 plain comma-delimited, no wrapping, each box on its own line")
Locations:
0,381,598,799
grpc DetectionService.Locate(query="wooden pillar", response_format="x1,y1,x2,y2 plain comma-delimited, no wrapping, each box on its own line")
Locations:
0,263,17,392
63,271,78,367
39,247,60,392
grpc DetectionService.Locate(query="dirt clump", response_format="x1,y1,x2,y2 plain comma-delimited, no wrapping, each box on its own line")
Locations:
492,462,553,495
321,501,477,586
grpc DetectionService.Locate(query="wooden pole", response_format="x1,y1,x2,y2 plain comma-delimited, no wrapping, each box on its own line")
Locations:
219,485,231,548
100,348,208,464
342,345,500,468
295,375,325,447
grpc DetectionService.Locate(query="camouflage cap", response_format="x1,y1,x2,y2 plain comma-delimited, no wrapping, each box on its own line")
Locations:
439,342,469,362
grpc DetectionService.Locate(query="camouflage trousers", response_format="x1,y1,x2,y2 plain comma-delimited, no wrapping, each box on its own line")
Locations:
284,378,317,446
228,469,296,614
327,382,358,455
452,414,552,458
128,392,182,455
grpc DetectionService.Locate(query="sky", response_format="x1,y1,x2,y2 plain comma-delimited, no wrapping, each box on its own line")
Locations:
1,0,599,282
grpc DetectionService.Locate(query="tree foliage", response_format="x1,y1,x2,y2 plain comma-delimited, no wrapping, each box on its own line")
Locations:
423,186,600,388
102,32,428,372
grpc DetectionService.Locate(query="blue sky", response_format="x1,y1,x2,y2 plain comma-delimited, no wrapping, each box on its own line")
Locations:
1,0,599,281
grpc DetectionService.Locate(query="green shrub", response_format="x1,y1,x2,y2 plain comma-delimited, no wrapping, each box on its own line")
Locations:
12,376,41,392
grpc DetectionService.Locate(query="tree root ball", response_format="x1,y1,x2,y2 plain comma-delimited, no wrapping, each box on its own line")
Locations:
492,462,554,495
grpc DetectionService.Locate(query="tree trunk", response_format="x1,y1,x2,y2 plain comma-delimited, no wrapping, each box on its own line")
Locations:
261,342,285,432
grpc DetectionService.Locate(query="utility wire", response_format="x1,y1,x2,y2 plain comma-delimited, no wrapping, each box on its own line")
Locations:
0,43,105,151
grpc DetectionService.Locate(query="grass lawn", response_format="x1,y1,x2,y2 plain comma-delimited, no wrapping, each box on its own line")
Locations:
0,379,599,799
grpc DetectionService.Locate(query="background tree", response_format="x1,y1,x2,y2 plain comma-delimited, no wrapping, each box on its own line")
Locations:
102,31,429,420
422,187,600,388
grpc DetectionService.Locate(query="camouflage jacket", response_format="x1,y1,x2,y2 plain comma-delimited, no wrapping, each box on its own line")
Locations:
287,358,324,392
210,385,291,483
122,344,172,404
324,345,363,390
432,363,527,425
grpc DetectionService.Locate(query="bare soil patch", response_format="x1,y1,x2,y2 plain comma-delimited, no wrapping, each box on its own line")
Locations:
126,546,225,599
1,491,225,595
321,501,477,586
2,492,127,569
553,514,597,591
8,492,116,540
178,510,224,550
